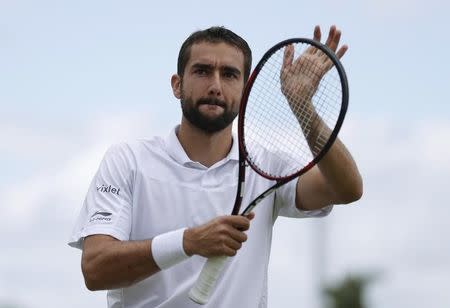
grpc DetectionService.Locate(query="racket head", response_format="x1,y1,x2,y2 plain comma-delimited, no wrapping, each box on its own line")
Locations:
238,38,349,182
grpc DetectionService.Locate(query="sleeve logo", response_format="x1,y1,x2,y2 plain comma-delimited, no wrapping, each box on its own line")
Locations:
96,184,121,195
89,211,113,222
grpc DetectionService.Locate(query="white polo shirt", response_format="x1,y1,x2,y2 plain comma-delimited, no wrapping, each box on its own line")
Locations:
68,126,332,308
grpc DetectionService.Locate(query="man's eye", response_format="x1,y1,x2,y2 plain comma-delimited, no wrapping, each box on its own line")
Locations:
224,72,238,79
195,69,208,75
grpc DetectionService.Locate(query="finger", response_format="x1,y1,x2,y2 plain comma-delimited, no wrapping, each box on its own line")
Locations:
335,44,348,59
225,249,238,257
330,31,341,53
282,44,294,72
307,25,322,55
324,25,336,48
244,212,255,220
322,58,334,72
222,245,237,257
227,227,248,243
225,238,243,251
237,231,248,243
229,215,251,231
231,227,248,242
218,217,249,238
218,215,248,226
313,25,321,42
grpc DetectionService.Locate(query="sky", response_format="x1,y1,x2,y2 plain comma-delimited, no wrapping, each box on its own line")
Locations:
1,0,450,307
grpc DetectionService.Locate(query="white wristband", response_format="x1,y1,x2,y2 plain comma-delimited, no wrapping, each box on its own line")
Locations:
151,228,189,270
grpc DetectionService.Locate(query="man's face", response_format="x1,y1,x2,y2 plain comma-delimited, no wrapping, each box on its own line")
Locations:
176,42,246,133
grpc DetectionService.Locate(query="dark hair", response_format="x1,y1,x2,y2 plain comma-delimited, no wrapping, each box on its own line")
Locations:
177,26,252,82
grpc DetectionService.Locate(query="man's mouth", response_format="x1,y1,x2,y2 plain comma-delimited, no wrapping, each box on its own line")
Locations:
197,98,226,109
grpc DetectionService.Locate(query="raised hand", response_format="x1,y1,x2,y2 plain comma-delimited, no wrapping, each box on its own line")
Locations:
281,25,348,105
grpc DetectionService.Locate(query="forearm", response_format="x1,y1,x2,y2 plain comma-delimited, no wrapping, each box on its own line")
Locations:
295,102,361,198
81,215,253,291
293,103,330,156
295,138,362,211
316,136,363,203
82,236,160,291
295,108,362,207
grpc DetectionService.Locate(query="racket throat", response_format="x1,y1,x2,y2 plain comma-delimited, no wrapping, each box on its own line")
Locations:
231,159,246,215
242,186,278,215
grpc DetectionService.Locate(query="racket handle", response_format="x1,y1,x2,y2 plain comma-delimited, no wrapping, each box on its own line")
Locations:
188,255,228,304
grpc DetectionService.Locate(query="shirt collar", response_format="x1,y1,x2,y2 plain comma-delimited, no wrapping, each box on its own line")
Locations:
228,133,239,161
165,125,239,167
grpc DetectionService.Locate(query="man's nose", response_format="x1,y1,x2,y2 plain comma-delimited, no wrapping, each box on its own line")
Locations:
208,72,222,97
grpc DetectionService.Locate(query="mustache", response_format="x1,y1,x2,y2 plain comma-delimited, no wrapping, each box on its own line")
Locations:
196,97,227,108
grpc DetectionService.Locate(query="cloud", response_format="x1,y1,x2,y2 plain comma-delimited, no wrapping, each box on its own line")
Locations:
0,111,161,229
0,111,160,308
333,0,449,20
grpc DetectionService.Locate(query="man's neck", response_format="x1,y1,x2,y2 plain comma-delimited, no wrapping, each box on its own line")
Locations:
177,118,233,168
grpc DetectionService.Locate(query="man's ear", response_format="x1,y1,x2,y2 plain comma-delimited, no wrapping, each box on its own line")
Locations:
171,74,182,99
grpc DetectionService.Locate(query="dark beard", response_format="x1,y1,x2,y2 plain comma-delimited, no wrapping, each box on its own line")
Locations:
181,96,238,134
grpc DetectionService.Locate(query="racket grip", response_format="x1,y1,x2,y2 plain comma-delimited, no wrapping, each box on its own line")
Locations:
188,255,228,304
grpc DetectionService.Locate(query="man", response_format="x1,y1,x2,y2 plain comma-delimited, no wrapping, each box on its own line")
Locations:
69,25,362,308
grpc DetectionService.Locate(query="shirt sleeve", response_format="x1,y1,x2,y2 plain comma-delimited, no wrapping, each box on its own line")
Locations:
68,143,135,250
273,179,333,220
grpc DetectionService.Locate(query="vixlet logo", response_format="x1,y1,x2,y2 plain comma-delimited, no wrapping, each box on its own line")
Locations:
96,184,121,195
89,211,113,223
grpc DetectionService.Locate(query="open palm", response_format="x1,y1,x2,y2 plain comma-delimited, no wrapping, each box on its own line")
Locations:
280,25,348,108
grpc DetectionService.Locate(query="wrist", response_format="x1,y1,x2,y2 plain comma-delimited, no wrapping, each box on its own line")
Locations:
182,227,196,257
151,228,190,270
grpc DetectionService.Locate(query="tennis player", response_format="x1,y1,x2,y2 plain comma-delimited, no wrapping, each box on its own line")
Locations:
68,26,362,308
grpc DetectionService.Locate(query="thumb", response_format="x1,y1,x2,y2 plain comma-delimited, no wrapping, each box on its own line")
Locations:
244,212,255,221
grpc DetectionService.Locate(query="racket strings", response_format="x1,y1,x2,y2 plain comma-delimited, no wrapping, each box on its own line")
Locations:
248,80,314,162
243,42,343,178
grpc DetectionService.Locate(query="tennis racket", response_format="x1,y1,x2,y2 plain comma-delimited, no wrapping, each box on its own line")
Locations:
188,37,349,304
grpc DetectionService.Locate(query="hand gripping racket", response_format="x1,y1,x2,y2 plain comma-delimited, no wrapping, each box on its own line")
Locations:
189,37,349,304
